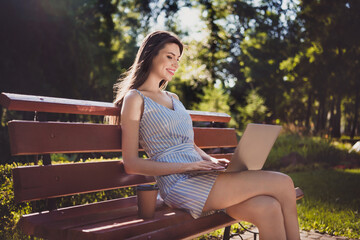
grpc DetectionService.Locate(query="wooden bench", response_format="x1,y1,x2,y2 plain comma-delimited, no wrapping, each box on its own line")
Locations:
0,92,304,240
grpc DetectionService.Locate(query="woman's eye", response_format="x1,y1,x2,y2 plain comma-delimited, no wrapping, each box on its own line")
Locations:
167,56,172,59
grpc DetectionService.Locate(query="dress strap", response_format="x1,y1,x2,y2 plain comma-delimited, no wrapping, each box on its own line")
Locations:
134,89,145,98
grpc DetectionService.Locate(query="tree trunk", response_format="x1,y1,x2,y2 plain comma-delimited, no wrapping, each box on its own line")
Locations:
316,96,326,134
0,105,2,124
329,96,335,135
305,92,312,131
331,95,342,138
350,88,359,139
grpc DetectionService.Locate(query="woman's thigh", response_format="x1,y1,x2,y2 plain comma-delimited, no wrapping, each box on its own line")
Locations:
203,170,295,212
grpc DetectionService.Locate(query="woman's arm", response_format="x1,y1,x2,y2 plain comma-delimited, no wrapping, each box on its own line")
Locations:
194,144,212,161
194,144,230,167
121,90,222,176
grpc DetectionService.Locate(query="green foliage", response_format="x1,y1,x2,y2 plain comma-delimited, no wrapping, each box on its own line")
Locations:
265,134,359,170
0,163,32,239
193,85,230,114
168,40,212,108
237,89,269,128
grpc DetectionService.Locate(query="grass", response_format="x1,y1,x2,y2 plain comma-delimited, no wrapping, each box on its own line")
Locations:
290,168,360,238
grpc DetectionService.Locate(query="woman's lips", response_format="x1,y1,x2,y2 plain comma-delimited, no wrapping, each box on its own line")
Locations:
166,68,175,75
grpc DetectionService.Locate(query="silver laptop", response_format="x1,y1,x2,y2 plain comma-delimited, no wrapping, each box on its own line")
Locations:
192,123,282,173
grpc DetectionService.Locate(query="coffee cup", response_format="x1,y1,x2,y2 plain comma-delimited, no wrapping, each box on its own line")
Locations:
136,184,159,219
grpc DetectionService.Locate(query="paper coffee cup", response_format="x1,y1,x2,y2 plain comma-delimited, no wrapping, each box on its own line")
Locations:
136,184,159,219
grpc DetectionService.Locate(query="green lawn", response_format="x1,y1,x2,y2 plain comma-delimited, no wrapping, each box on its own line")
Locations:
290,169,360,238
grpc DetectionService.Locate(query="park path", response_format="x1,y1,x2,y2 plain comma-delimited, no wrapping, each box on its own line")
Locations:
230,227,357,240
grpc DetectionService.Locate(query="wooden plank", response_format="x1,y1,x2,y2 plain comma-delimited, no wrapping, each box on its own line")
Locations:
8,121,122,155
0,92,231,122
13,160,155,203
127,212,237,240
20,197,166,240
0,92,119,116
194,127,237,149
188,110,231,123
210,153,234,160
67,207,191,240
18,196,139,237
8,121,237,155
296,187,304,200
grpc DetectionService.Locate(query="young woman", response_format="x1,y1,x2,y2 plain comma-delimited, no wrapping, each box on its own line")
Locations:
113,30,300,240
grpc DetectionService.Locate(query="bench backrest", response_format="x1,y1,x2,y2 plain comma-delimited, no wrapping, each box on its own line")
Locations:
0,92,237,204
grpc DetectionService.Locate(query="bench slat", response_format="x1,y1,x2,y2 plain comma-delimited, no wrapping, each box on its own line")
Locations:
13,155,235,203
0,92,231,122
194,127,237,149
67,207,191,240
22,197,167,240
8,121,121,156
18,196,139,237
13,160,155,203
0,92,119,116
209,153,233,160
127,212,237,240
8,121,237,155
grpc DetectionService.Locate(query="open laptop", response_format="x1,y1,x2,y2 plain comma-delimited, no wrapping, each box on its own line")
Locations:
192,123,282,173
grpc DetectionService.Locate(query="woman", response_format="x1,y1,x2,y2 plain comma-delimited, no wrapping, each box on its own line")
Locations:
114,30,300,240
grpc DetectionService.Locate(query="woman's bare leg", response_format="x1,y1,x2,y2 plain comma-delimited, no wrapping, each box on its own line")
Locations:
226,195,286,240
203,170,300,240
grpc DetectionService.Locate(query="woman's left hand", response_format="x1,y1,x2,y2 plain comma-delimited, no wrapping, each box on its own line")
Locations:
207,157,230,167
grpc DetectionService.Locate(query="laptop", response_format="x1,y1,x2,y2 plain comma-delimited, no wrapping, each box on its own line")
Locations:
192,123,282,173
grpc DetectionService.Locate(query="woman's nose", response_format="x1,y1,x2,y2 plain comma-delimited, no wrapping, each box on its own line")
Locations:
172,60,178,68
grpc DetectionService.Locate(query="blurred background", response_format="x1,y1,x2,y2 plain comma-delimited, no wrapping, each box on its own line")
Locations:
1,0,359,137
0,0,359,238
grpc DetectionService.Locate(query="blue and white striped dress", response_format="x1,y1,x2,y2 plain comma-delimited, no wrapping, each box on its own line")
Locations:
134,89,219,218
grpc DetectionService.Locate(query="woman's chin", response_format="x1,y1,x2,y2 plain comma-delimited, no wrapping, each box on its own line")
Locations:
164,77,173,82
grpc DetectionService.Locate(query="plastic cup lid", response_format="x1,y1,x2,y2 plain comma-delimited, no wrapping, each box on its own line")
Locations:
136,184,159,191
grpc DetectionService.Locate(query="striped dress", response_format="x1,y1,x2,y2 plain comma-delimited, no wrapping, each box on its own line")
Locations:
134,89,219,218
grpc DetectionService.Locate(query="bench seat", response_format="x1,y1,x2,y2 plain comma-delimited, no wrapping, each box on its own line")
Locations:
19,197,237,240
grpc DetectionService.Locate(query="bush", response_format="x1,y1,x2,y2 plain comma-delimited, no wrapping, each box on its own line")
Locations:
0,159,135,239
264,134,360,171
0,163,32,239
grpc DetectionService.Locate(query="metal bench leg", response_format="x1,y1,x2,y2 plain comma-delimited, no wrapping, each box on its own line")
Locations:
223,226,231,240
239,222,258,240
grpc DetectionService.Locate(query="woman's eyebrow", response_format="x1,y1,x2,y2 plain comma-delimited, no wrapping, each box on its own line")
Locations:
167,52,179,58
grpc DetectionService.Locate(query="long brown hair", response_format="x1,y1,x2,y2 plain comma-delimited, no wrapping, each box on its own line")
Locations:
110,31,183,124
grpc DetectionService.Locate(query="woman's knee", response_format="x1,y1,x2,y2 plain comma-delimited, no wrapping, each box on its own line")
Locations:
271,171,295,190
243,196,283,226
258,196,282,215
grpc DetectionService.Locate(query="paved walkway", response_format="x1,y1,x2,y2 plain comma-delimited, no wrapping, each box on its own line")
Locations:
230,227,356,240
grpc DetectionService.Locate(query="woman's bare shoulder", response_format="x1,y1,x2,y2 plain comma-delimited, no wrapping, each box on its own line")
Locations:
166,91,180,100
122,89,143,110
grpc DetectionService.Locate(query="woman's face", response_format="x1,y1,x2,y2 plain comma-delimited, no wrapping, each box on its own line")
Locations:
150,43,181,82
